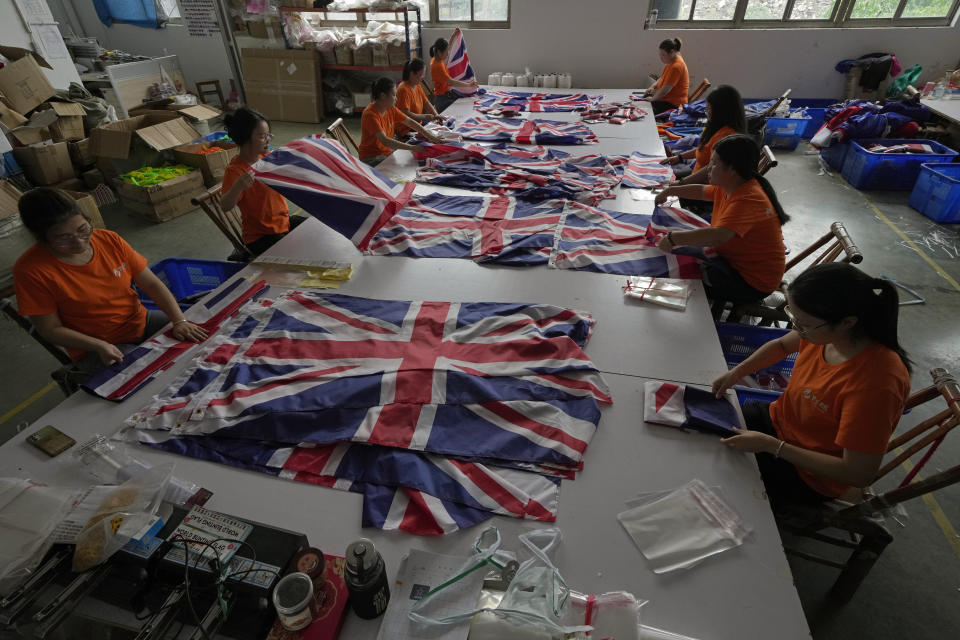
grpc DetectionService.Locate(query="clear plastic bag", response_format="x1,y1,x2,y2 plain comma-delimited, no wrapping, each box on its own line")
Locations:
618,479,751,574
72,464,172,572
0,479,73,594
623,277,690,311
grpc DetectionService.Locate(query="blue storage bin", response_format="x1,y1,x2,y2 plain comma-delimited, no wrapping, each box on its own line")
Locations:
798,108,827,139
716,323,795,391
908,163,960,223
733,386,782,407
819,143,849,172
666,127,703,137
764,116,811,151
842,139,959,191
138,258,245,311
1,151,22,178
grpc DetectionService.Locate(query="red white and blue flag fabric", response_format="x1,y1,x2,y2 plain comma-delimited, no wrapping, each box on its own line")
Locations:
251,136,415,250
125,291,611,534
475,91,603,113
643,381,740,436
581,103,648,125
366,192,563,265
550,202,703,278
446,28,483,98
448,116,598,145
621,153,675,189
83,278,270,401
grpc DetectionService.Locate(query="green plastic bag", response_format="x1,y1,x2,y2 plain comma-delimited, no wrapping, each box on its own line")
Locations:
887,64,922,99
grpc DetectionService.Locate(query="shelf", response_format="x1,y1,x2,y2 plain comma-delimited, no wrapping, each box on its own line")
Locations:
324,64,405,71
278,7,415,14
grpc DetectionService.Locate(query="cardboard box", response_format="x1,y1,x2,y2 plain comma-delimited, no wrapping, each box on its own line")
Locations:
88,112,198,160
115,169,204,222
353,45,373,66
0,179,21,221
245,18,284,39
0,48,56,115
12,142,74,186
53,177,84,192
39,102,88,142
173,141,238,187
121,190,200,223
242,49,324,123
63,190,105,229
0,102,27,129
82,168,106,189
68,138,95,168
9,109,58,146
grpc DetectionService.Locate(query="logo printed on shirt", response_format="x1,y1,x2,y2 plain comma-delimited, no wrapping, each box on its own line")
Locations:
802,388,829,413
113,262,129,278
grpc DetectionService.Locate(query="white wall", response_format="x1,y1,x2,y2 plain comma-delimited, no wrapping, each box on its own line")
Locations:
0,0,81,91
56,0,236,100
423,0,960,98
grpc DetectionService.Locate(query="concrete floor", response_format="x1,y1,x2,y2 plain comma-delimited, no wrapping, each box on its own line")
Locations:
1,120,958,639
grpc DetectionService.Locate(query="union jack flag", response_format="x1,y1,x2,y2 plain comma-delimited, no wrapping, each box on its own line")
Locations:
449,116,598,145
621,153,675,189
475,91,603,113
366,192,563,265
550,202,703,278
647,205,720,264
251,136,415,250
581,103,648,125
446,28,483,98
125,291,611,534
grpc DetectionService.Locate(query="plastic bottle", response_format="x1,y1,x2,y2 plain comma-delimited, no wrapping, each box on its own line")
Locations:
932,81,946,100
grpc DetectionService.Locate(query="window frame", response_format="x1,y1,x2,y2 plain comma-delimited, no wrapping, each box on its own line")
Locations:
423,0,511,29
653,0,960,28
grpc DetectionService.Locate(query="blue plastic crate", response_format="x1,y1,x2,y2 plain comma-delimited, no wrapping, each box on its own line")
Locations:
842,139,959,191
908,163,960,223
763,117,811,151
819,143,849,172
733,386,782,407
798,108,827,139
1,151,22,178
666,127,703,137
138,258,245,311
716,322,795,391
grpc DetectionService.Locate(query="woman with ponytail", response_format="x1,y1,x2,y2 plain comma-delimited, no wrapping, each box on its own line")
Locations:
396,59,444,136
643,38,689,115
359,77,444,167
655,134,788,303
712,263,912,507
429,37,479,114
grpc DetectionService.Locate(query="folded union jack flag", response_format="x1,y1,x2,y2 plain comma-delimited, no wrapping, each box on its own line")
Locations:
475,91,603,113
449,116,598,145
643,381,740,436
125,291,612,534
251,136,415,250
581,103,648,125
621,153,675,189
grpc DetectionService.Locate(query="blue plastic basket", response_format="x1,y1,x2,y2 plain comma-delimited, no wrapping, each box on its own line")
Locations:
908,163,960,223
763,117,811,151
819,143,849,172
733,386,782,407
716,323,795,392
666,127,703,137
798,108,827,139
842,139,959,191
1,151,21,178
138,258,245,311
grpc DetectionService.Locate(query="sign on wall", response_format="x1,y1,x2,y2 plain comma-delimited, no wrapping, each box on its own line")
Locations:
180,0,221,38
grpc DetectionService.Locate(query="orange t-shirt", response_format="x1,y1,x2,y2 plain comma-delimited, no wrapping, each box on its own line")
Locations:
655,55,689,108
770,340,910,497
694,126,737,172
13,229,148,360
359,103,407,160
395,81,429,135
705,180,785,293
431,58,451,96
222,155,289,244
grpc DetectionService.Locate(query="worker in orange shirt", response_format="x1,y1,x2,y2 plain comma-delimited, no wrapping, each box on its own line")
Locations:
713,263,911,508
654,134,788,304
13,188,207,382
358,77,444,167
643,38,690,115
396,58,445,138
429,37,479,114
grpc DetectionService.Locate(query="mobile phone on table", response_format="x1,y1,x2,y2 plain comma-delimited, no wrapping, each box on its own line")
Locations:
26,425,76,457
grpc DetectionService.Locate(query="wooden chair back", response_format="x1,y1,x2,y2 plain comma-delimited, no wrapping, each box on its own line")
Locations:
325,118,359,156
757,145,777,176
191,185,253,262
688,78,711,103
758,88,793,119
784,221,863,273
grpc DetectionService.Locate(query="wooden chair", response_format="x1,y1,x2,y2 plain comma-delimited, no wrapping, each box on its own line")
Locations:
191,185,254,262
195,80,225,108
720,221,863,324
757,145,778,176
777,367,960,603
1,296,78,396
746,88,792,145
759,88,793,119
688,78,711,103
325,118,359,156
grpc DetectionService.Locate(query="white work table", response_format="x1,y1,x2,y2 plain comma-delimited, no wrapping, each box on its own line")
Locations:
920,96,960,126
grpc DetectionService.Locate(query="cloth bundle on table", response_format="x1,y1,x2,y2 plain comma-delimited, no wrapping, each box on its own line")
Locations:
661,99,705,127
121,290,612,534
580,103,647,124
447,116,598,145
643,381,740,436
475,91,603,113
621,153,675,188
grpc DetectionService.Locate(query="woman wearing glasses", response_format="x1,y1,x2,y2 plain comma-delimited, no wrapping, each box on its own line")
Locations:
221,107,304,256
712,263,912,507
13,188,207,379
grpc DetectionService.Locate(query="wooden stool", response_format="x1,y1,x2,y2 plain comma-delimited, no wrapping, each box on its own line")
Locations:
196,80,225,108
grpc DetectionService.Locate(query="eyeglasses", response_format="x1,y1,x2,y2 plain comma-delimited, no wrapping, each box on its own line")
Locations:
783,305,829,335
49,224,92,245
255,132,274,141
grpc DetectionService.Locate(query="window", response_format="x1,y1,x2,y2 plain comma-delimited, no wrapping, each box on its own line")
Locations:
156,0,182,24
422,0,510,27
652,0,959,26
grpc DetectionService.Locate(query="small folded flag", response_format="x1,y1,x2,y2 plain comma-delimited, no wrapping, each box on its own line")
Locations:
643,381,740,436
